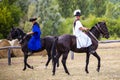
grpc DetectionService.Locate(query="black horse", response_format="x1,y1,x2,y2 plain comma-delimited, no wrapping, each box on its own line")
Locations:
52,22,109,75
7,27,58,70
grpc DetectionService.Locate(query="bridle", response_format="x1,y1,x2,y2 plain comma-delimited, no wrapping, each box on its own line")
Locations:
11,28,23,41
89,31,99,42
88,23,108,42
95,23,108,37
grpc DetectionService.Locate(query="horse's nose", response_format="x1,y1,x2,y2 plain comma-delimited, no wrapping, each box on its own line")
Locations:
7,36,12,41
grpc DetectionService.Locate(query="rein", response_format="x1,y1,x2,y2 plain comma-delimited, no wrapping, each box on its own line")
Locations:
95,23,105,35
88,24,102,42
88,31,99,42
16,29,21,40
12,28,25,44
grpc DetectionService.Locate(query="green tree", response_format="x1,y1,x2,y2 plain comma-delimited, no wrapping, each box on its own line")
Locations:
23,0,64,36
37,0,63,36
91,0,108,17
0,0,23,38
75,0,91,17
105,2,120,19
57,0,74,18
57,0,93,17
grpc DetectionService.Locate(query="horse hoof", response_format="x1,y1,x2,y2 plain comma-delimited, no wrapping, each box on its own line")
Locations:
44,66,47,69
23,68,26,71
57,64,59,67
31,66,34,69
86,71,89,74
52,73,55,76
85,70,89,74
85,69,89,74
67,73,70,75
97,68,100,72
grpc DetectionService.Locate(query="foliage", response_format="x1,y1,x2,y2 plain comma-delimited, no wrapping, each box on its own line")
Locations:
58,18,73,35
57,0,91,18
0,0,23,38
75,0,91,17
57,0,74,18
105,1,120,19
38,0,64,36
23,0,64,37
0,0,120,39
90,0,107,17
57,0,108,18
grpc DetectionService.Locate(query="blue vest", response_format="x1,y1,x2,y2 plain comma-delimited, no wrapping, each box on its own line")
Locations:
28,22,42,51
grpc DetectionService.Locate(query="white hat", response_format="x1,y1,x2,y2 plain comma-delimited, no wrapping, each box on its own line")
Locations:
74,9,81,16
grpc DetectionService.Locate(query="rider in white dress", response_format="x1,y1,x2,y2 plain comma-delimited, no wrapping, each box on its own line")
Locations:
73,9,95,53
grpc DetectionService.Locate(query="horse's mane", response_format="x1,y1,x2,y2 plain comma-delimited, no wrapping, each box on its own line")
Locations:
16,28,26,34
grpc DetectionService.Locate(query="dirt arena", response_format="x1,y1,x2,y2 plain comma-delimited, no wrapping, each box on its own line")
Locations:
0,42,120,80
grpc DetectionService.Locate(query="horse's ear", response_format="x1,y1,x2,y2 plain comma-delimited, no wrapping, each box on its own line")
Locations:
98,21,106,25
12,26,17,30
103,22,106,25
12,26,15,30
98,22,101,24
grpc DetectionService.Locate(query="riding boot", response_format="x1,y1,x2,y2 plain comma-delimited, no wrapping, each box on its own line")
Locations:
87,45,95,54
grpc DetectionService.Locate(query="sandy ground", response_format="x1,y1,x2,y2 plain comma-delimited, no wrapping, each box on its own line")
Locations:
0,42,120,80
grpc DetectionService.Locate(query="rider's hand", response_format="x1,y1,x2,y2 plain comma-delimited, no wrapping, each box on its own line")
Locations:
27,31,34,35
84,27,89,31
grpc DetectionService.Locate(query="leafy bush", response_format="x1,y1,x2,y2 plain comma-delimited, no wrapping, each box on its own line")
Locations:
57,18,74,35
0,0,23,39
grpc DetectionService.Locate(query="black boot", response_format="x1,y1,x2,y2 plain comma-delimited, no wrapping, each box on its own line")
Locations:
87,45,95,54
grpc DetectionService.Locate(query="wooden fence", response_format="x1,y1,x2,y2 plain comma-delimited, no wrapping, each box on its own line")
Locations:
0,46,21,65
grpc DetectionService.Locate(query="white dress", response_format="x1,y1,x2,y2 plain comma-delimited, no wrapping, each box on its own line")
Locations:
73,20,92,48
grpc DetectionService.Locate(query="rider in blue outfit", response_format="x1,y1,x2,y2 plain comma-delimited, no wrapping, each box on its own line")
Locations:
27,17,42,51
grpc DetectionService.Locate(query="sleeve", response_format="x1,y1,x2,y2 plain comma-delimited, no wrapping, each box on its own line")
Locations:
75,21,83,29
32,24,41,35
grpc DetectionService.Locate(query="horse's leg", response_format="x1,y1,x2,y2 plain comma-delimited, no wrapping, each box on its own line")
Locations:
45,50,51,68
56,52,61,67
57,59,60,67
52,52,61,75
23,53,33,71
26,55,34,70
23,53,27,71
85,52,90,73
62,52,70,75
92,52,101,72
45,49,60,68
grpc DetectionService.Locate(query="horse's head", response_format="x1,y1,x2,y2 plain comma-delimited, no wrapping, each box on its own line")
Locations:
96,22,109,39
7,27,25,41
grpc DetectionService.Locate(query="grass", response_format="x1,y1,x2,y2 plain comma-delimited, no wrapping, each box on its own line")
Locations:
0,43,120,80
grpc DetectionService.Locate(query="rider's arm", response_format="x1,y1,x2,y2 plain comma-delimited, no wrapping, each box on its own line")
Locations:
79,27,89,31
27,31,34,35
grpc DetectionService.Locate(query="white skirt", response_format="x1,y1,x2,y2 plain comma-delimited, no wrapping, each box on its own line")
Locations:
76,33,92,48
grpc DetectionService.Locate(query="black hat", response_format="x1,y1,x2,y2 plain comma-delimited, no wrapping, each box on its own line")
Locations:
75,12,81,16
74,9,81,16
29,18,37,22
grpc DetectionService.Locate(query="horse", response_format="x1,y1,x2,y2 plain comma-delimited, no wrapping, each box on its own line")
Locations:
7,27,58,70
52,22,109,75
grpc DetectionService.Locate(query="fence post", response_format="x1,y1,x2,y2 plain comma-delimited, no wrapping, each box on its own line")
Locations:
8,48,11,65
70,51,74,60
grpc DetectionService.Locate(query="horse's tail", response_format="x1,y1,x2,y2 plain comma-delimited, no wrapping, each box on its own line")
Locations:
52,36,58,62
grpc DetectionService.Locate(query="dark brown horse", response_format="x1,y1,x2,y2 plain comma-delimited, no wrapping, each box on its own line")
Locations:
52,22,109,75
7,27,58,70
